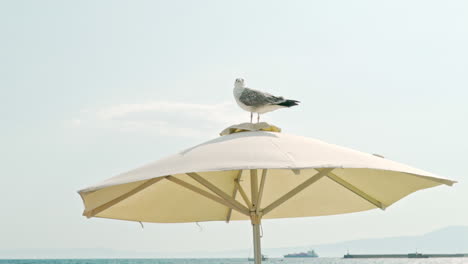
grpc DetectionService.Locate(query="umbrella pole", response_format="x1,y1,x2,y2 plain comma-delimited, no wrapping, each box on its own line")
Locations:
251,217,262,264
250,169,264,264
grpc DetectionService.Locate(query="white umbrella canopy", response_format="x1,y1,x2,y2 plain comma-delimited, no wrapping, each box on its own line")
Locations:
78,123,455,263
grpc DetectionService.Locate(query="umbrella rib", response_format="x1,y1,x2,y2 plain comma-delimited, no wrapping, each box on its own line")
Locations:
256,169,267,215
411,174,456,186
83,177,164,218
166,176,250,216
326,172,386,210
187,172,251,214
250,169,259,211
226,170,243,223
262,168,333,216
235,180,252,210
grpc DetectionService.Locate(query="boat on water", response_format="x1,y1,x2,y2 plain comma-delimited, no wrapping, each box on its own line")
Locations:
284,250,318,258
248,254,268,261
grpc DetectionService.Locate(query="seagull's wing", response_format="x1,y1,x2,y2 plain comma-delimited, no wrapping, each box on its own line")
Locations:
239,87,285,107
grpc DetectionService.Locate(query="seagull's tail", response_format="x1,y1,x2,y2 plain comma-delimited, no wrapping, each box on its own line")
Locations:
277,99,300,107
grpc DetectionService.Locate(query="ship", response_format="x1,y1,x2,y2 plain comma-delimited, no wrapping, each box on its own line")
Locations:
284,250,318,258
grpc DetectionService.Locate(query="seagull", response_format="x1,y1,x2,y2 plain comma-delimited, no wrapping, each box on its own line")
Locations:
233,78,300,123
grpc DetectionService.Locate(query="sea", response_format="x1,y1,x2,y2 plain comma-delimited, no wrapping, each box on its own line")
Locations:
0,258,467,264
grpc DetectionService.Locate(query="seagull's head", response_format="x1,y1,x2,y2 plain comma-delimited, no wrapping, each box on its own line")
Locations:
234,78,245,88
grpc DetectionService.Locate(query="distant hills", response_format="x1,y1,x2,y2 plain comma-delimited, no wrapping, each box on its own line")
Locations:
263,225,468,257
2,226,468,258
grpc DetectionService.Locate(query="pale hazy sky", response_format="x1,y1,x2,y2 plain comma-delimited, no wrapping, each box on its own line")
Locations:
1,0,467,257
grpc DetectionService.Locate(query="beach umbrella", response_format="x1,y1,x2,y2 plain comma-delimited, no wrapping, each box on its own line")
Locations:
78,123,455,264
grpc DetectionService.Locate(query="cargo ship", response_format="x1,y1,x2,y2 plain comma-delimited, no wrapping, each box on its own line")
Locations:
284,250,318,258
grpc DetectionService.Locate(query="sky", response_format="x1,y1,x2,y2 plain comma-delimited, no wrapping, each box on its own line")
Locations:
1,0,467,258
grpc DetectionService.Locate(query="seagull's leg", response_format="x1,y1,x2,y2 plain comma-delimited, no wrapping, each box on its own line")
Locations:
250,112,253,123
257,113,260,123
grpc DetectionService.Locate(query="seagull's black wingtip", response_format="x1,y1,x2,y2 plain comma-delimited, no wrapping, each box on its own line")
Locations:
277,99,300,107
